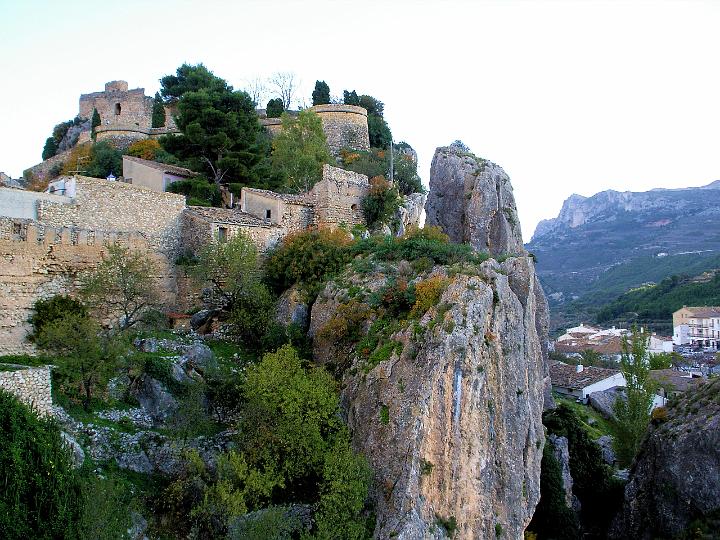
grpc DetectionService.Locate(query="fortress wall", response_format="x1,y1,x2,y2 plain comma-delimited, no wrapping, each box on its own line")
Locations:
312,165,369,228
0,188,71,220
0,219,177,355
0,365,53,416
79,81,152,127
37,176,186,256
311,104,370,154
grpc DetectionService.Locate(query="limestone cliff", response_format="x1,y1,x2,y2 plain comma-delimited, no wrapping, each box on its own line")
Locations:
611,377,720,539
425,146,525,257
310,256,547,538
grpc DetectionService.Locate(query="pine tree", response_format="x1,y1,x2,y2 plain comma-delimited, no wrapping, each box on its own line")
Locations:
266,97,284,118
312,80,331,106
151,92,166,128
343,90,360,106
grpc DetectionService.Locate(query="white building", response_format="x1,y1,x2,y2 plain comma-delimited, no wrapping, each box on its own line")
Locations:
672,306,720,348
549,361,627,402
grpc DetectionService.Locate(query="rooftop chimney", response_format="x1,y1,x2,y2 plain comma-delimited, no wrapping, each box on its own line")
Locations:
576,364,584,373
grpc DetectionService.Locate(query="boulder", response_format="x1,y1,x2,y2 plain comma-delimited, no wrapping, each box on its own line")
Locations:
425,145,525,256
611,378,720,539
596,434,617,466
128,511,149,540
588,386,626,419
190,309,216,330
130,374,178,422
395,192,426,237
61,431,85,469
275,286,310,329
180,343,216,372
116,449,154,474
133,337,159,353
170,360,193,384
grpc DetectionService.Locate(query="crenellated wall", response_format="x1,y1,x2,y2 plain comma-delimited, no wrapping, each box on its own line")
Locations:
0,218,177,355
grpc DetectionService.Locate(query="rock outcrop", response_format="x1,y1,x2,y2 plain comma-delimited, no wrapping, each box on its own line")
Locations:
612,378,720,539
425,146,525,257
396,192,427,237
310,254,548,538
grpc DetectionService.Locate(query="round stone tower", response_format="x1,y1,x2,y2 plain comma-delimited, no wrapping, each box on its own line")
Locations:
310,104,370,154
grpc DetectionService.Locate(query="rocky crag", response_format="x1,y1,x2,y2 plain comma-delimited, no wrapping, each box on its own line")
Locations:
425,145,525,257
612,377,720,539
310,146,550,538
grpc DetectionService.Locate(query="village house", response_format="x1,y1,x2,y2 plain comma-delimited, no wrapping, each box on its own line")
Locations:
121,155,198,192
650,369,704,400
549,361,626,402
672,306,720,348
555,323,672,362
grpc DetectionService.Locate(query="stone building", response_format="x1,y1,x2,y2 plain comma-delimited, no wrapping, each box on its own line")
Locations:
122,155,197,192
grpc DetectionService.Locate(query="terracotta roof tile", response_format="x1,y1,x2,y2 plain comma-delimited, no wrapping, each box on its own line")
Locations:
550,361,621,390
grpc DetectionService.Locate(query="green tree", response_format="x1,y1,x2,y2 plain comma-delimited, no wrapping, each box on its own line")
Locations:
580,348,602,366
612,327,656,466
0,390,82,538
271,109,332,193
91,108,101,130
159,64,268,186
85,141,122,178
362,176,400,230
28,294,87,342
343,90,360,106
36,314,124,410
368,115,392,149
312,80,331,105
80,243,161,331
649,351,678,370
42,136,57,160
151,91,166,128
358,95,384,117
266,97,284,118
190,232,273,348
239,345,343,488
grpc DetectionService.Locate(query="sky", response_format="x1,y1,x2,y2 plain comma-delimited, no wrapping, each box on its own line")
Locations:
1,0,718,241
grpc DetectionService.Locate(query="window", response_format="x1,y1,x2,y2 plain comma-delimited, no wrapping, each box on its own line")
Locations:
265,209,272,220
115,103,121,115
217,227,228,243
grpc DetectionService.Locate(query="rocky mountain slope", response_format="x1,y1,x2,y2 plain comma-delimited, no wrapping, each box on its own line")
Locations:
612,377,720,539
526,182,720,328
309,145,551,538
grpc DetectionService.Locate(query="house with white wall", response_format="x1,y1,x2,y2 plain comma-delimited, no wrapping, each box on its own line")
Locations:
549,361,627,402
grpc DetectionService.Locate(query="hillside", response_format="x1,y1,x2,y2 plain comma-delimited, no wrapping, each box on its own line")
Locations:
526,182,720,331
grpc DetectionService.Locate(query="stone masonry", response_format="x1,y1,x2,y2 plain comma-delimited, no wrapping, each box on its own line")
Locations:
310,104,370,154
0,365,53,416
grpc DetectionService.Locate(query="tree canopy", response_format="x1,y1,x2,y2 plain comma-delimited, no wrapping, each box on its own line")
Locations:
312,80,331,106
159,64,269,186
271,110,332,193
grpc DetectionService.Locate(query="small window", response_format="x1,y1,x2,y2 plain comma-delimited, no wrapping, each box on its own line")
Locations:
217,227,228,243
265,209,272,220
115,103,121,115
351,203,358,211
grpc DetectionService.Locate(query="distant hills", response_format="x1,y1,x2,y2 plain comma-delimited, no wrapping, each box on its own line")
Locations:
526,181,720,332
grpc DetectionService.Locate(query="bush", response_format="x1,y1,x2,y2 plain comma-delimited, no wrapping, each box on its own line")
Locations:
28,294,87,342
127,139,162,160
367,115,392,149
264,229,352,297
0,389,82,538
362,176,400,230
42,136,58,160
167,176,222,206
85,141,123,178
410,276,450,319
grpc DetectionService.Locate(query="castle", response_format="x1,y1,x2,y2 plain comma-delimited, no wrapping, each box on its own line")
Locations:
1,80,422,356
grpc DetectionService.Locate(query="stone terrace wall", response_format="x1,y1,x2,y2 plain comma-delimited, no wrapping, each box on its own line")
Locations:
0,365,53,416
37,176,186,256
311,104,370,154
312,165,369,228
0,218,177,355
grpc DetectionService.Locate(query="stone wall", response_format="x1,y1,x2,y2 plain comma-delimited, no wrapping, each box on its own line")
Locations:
311,104,370,154
0,188,70,220
23,147,74,183
311,165,369,228
0,219,177,355
37,176,186,256
0,365,53,416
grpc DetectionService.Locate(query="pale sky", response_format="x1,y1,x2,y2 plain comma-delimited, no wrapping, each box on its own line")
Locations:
1,0,718,241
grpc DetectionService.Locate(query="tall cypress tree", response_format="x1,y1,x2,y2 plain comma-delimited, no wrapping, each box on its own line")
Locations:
312,80,331,105
151,92,166,128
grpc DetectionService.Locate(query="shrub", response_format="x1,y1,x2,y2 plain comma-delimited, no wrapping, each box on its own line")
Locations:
264,228,352,297
411,276,450,319
127,139,162,160
85,141,123,178
60,142,93,176
0,389,82,538
42,136,57,160
351,231,484,266
265,97,284,118
167,176,222,206
28,294,87,342
368,115,392,149
362,176,400,230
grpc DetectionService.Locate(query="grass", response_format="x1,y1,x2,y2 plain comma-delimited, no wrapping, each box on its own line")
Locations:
553,393,613,439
